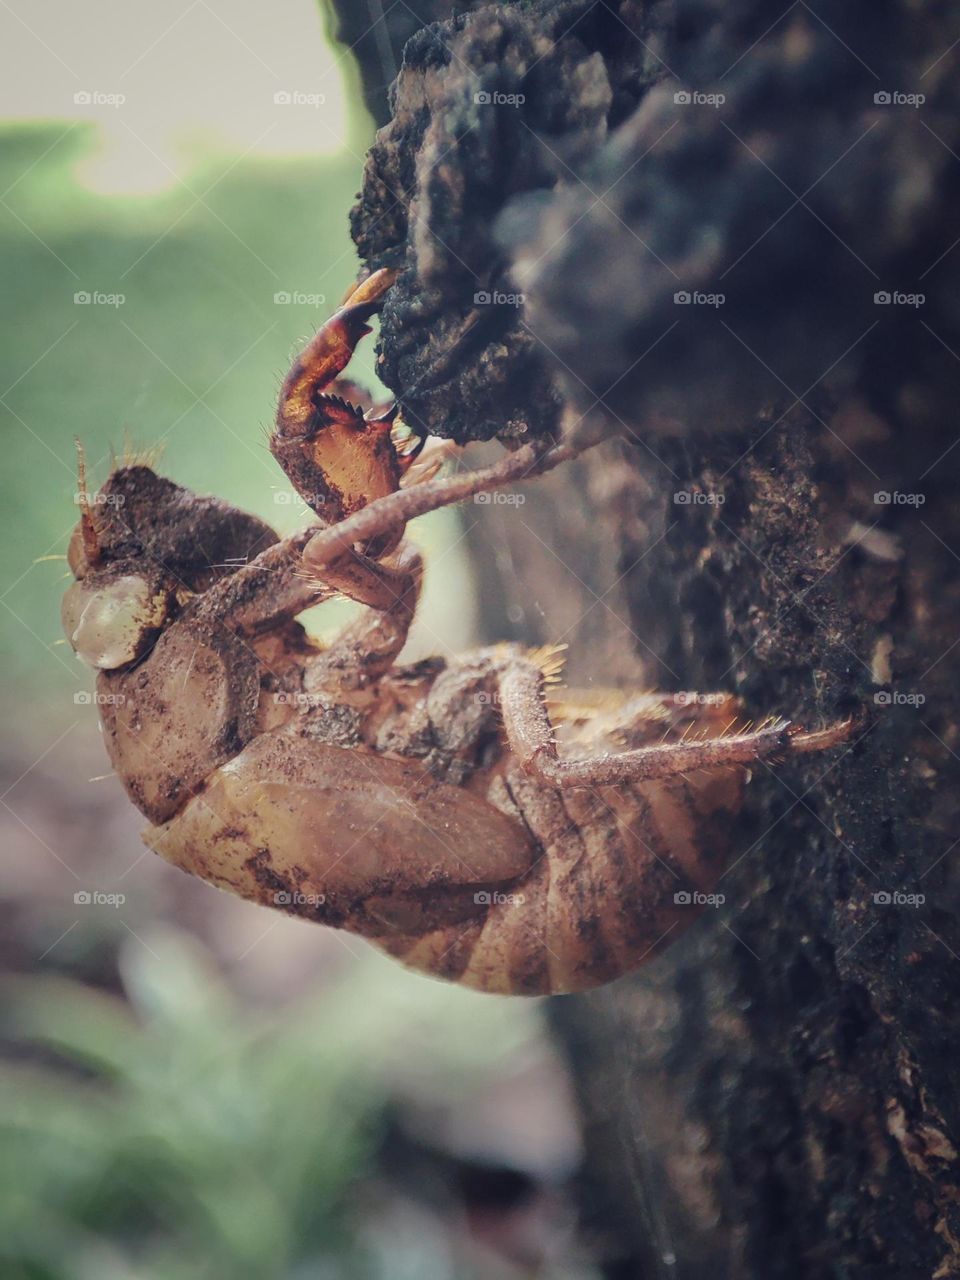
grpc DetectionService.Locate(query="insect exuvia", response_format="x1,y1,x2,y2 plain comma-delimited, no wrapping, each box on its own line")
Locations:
61,271,858,994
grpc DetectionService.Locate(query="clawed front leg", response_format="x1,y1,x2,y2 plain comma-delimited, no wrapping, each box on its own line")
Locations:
270,267,420,561
496,659,860,788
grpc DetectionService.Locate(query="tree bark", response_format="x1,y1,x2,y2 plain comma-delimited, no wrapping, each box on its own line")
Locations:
328,1,960,1274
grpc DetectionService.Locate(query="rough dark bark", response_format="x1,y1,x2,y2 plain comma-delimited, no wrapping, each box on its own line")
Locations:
328,1,960,1275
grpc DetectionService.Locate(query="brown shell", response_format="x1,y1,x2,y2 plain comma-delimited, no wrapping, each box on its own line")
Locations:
98,620,261,825
144,727,535,930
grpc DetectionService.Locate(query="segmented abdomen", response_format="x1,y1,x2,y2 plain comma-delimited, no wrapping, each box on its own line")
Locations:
373,758,745,995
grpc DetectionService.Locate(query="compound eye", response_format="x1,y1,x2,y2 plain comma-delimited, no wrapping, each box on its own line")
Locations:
62,572,171,670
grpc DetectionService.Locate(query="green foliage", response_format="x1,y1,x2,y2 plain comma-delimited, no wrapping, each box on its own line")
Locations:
0,111,497,1280
0,122,382,704
0,929,537,1279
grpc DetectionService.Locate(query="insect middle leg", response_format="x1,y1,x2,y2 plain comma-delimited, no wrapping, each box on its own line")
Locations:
495,658,859,788
300,437,581,569
187,512,420,652
304,540,424,689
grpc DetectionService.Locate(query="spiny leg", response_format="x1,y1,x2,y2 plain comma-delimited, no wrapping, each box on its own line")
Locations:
288,432,594,682
303,537,417,614
304,541,423,687
192,525,332,636
300,437,585,571
290,437,578,674
496,659,860,789
292,436,573,671
189,516,422,684
187,515,417,643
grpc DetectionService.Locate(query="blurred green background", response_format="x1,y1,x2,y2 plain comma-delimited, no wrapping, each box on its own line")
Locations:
0,3,590,1277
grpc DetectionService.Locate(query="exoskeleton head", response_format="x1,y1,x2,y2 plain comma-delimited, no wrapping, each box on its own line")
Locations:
62,454,276,671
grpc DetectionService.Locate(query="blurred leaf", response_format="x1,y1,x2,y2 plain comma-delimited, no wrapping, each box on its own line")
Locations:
0,929,542,1279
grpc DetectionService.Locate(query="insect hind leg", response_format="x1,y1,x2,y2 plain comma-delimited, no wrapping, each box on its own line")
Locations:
496,659,861,789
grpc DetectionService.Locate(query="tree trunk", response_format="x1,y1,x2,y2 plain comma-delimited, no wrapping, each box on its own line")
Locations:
328,0,960,1273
